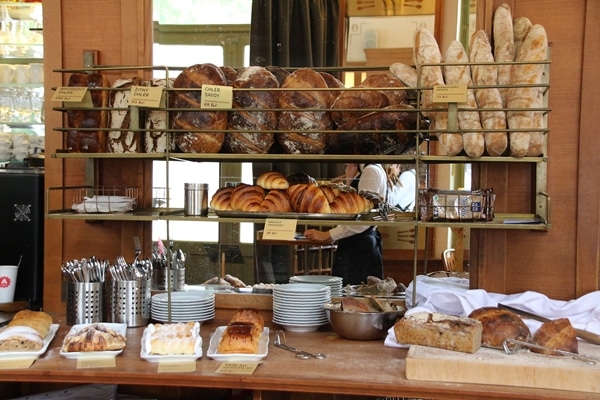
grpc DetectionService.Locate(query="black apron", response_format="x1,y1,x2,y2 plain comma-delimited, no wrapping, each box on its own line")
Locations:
332,227,383,285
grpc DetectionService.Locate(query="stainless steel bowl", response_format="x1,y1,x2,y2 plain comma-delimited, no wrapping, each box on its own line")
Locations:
324,301,402,340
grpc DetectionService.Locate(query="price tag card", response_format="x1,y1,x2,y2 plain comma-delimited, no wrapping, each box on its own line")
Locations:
433,84,468,103
216,361,260,375
262,218,298,241
76,357,116,369
51,87,89,103
157,360,197,373
0,358,34,369
129,85,164,108
201,84,233,109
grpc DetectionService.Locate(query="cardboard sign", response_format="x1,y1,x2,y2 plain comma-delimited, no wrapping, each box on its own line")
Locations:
201,84,232,109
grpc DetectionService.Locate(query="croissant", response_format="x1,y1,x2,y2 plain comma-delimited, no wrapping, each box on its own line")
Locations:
256,171,289,190
230,184,265,212
288,184,373,214
260,189,292,212
210,187,234,211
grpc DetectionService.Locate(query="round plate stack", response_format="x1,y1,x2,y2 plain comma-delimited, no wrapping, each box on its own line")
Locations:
289,275,343,297
151,292,215,323
272,283,331,332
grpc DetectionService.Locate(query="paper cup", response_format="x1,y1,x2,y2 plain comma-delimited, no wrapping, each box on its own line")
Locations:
0,265,18,303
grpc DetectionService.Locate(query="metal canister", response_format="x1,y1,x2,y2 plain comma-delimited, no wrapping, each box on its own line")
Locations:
184,183,208,216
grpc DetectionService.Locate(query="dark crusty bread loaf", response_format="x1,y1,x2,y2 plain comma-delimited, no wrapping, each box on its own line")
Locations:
468,306,531,348
277,68,333,154
144,78,176,153
170,63,228,153
66,72,110,152
225,66,278,154
108,77,142,153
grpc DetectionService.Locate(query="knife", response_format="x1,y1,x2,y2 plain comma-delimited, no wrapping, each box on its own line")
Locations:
498,303,600,346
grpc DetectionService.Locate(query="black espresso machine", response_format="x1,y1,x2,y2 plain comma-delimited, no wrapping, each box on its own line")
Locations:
0,164,44,310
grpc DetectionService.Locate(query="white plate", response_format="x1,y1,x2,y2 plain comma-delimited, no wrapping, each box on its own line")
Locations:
289,276,342,284
140,323,203,362
274,321,327,333
0,324,59,360
151,314,215,324
60,323,127,359
207,326,269,362
273,284,330,293
152,292,214,304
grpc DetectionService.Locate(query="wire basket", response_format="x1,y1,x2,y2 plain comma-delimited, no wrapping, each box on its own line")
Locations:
71,186,139,213
418,189,495,222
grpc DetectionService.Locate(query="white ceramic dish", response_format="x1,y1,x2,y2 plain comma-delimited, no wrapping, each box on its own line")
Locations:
207,326,269,362
273,321,327,333
140,323,203,362
0,324,59,360
60,323,127,359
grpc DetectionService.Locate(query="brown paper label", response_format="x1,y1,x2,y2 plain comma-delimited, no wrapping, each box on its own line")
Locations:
433,84,468,103
52,87,89,103
262,218,298,241
129,86,164,108
76,357,116,369
157,360,197,373
216,361,260,374
0,358,34,369
201,84,232,109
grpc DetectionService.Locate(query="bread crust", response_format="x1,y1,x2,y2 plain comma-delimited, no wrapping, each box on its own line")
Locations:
531,318,578,355
493,3,515,106
170,63,227,153
468,306,531,348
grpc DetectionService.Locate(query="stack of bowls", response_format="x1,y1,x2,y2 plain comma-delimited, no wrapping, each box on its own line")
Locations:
273,283,331,332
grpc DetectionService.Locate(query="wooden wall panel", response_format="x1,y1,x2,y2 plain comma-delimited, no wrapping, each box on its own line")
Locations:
472,0,600,299
42,0,153,313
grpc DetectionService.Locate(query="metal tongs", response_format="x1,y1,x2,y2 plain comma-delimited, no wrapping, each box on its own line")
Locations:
503,339,598,365
273,330,326,360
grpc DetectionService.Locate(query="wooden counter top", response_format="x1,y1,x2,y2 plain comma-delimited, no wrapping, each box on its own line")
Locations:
0,312,593,400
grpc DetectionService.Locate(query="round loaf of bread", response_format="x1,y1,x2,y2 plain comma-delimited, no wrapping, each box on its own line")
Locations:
170,63,228,153
277,68,333,154
256,171,289,190
225,66,278,154
358,73,408,105
468,306,531,348
531,318,578,355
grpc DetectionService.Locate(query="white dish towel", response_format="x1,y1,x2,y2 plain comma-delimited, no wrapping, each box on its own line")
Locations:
385,275,600,348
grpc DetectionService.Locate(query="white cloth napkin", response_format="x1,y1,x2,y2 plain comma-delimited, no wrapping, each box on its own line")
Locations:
385,275,600,348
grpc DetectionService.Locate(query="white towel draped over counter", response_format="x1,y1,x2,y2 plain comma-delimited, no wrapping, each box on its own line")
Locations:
385,275,600,348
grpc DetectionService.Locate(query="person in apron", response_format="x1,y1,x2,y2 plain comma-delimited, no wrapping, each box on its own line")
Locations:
304,164,386,285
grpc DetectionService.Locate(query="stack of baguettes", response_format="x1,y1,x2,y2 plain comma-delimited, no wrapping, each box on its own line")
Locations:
390,4,547,158
217,308,265,354
0,310,53,351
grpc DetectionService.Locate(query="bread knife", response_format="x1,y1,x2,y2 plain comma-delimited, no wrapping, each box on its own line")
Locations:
498,303,600,345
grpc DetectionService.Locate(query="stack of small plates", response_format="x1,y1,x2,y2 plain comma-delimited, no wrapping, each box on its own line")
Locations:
151,291,215,323
289,275,343,297
272,283,331,332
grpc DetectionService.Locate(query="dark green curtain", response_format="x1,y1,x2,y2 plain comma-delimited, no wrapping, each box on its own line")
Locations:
249,0,340,68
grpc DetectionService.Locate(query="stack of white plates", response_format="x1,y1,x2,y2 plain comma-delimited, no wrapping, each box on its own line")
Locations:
289,275,343,297
272,283,331,332
151,291,215,323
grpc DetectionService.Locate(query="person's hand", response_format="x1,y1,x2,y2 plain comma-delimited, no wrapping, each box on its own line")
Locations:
304,229,333,242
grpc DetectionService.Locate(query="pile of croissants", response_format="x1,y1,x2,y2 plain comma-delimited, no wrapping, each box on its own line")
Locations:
210,171,373,214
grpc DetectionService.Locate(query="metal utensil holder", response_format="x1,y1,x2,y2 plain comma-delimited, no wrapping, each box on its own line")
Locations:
66,281,105,325
152,268,185,291
107,278,151,327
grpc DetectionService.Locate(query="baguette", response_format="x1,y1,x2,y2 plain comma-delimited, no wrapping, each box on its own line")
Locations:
493,3,515,106
389,62,418,88
394,312,482,353
443,41,484,158
506,24,548,157
469,31,508,156
413,28,461,156
513,17,533,58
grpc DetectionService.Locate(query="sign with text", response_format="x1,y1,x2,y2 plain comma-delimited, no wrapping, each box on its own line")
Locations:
201,84,233,109
52,87,89,103
262,218,298,241
129,85,164,108
216,361,260,374
433,84,468,103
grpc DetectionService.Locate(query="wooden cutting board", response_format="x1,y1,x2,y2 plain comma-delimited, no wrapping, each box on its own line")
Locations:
406,342,600,393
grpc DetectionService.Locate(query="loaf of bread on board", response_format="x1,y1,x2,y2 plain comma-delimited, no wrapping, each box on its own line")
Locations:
413,28,462,156
394,312,482,353
108,77,142,153
468,31,508,156
531,318,578,355
225,66,278,154
506,24,548,157
493,3,514,106
468,306,531,348
66,72,110,152
144,78,176,153
170,63,228,153
277,68,333,154
443,40,484,158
